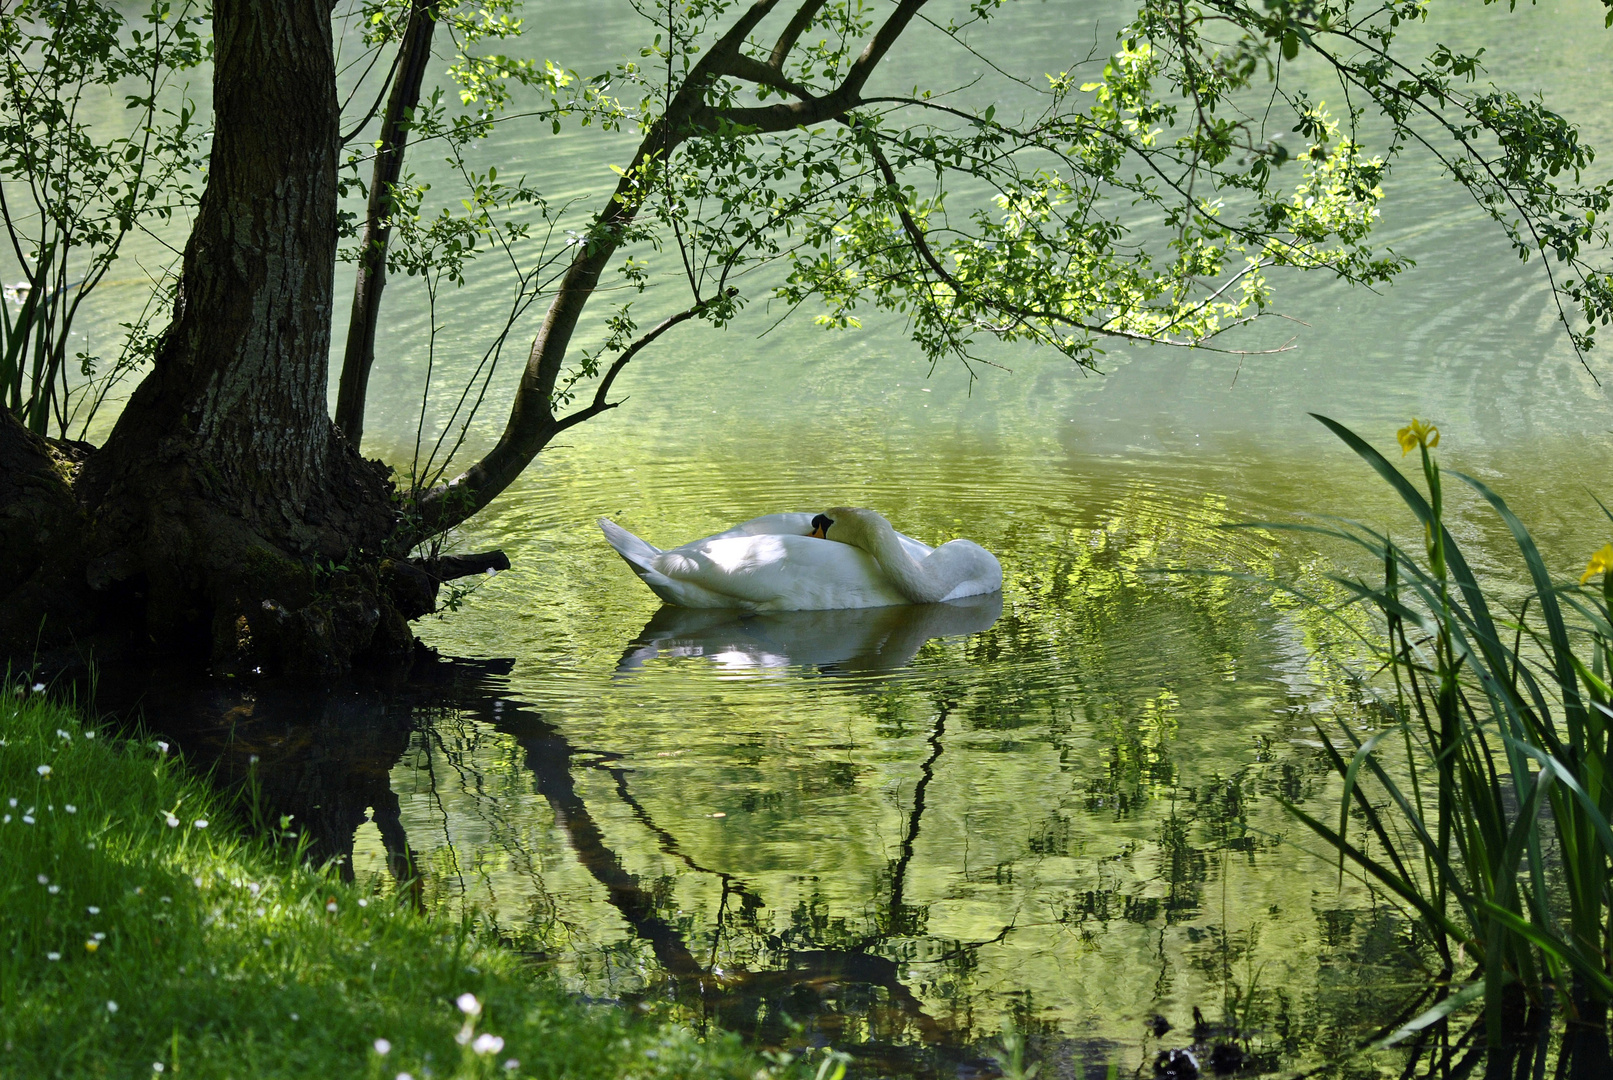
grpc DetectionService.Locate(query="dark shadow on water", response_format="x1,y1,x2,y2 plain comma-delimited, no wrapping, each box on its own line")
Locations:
87,657,517,896
614,593,1003,680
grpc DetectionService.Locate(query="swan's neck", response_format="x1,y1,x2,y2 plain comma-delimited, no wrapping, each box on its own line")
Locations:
858,517,948,604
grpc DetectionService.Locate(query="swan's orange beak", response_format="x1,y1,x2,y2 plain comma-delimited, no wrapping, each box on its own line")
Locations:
809,513,833,539
810,523,828,539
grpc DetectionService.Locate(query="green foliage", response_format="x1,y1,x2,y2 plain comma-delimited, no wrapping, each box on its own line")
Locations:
0,687,790,1078
514,0,1613,394
0,0,209,437
1271,417,1613,1046
334,0,631,491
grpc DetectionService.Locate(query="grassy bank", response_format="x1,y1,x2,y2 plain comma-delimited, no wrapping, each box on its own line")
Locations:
0,688,793,1080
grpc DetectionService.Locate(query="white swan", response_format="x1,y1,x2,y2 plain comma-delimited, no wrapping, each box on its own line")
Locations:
597,508,1002,611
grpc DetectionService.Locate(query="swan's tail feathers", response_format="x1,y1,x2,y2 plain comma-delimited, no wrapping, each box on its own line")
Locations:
598,517,662,577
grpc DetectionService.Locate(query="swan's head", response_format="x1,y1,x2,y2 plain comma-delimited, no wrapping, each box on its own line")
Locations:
809,507,889,545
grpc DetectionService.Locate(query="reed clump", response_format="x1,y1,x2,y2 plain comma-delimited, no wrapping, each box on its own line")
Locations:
1276,415,1613,1056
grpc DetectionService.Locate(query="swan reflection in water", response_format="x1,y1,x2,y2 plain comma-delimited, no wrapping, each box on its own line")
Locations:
615,591,1003,678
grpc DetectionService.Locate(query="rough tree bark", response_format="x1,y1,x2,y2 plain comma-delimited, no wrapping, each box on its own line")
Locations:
3,0,411,672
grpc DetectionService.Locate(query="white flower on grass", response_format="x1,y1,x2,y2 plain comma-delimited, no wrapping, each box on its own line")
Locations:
93,932,105,941
456,993,481,1016
48,884,59,894
290,1013,298,1021
472,1034,504,1056
194,819,208,829
153,1064,164,1073
46,952,60,961
397,1074,414,1080
22,815,34,825
326,899,338,913
8,798,15,807
56,729,71,740
106,1000,118,1013
36,764,50,776
87,906,99,914
84,731,95,739
31,682,45,692
3,815,10,824
156,741,169,754
65,804,76,813
503,1061,520,1073
373,1039,391,1056
37,874,48,885
357,898,368,907
165,813,179,828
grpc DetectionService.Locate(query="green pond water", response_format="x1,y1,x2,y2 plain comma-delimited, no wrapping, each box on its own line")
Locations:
45,0,1613,1073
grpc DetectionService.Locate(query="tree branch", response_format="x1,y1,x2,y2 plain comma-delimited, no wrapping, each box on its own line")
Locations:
690,0,929,133
769,0,827,69
334,0,439,446
406,0,929,544
551,292,733,435
721,52,813,98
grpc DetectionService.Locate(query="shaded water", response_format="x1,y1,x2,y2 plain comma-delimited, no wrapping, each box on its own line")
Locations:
50,0,1613,1074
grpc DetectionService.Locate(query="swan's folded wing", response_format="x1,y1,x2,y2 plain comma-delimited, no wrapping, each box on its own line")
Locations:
930,539,1003,601
654,533,909,610
702,512,817,540
894,531,934,560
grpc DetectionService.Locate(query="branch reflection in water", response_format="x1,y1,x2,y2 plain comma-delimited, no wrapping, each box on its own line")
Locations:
497,701,996,1075
614,593,1004,679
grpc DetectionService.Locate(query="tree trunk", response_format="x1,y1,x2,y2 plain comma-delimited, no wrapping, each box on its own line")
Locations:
7,0,408,673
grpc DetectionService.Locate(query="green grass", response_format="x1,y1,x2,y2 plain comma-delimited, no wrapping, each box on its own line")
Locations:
0,688,804,1080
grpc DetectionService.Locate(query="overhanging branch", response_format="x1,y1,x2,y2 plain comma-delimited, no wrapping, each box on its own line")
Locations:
406,0,929,544
551,292,734,435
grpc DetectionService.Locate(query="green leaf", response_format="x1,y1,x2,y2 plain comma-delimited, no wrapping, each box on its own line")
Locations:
1451,469,1587,739
1337,726,1398,883
1369,980,1487,1049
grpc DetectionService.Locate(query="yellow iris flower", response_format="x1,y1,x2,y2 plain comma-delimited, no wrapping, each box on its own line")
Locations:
1581,543,1613,585
1397,418,1440,456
